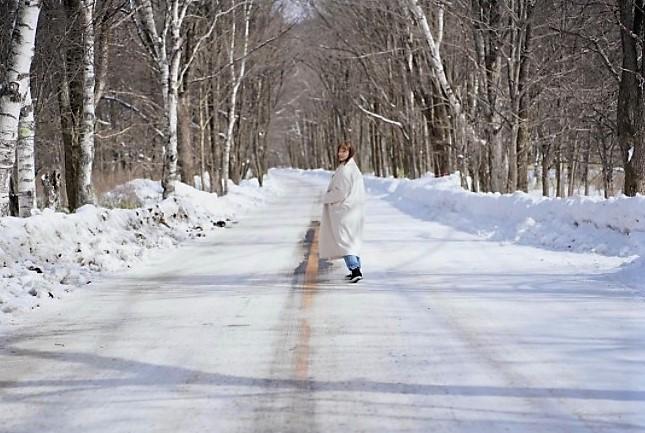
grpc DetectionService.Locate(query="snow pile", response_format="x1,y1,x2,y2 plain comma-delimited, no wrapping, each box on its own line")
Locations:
365,173,645,288
0,176,282,318
362,173,645,258
293,168,645,289
3,166,643,321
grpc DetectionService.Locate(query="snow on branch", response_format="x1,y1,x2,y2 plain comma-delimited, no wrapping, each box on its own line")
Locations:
355,97,410,141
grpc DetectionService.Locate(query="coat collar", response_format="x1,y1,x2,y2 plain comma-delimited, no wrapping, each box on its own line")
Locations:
341,157,356,168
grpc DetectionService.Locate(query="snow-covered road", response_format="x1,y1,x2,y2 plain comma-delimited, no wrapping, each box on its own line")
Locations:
1,171,643,433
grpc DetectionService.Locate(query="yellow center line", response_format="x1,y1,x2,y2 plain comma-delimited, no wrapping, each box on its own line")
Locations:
303,224,319,308
295,223,320,381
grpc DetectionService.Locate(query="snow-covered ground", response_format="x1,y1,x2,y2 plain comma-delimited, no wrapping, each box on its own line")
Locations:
306,168,645,291
0,178,284,320
2,168,645,322
1,169,644,432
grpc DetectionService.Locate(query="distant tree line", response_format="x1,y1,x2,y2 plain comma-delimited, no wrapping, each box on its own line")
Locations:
2,0,645,219
287,0,645,198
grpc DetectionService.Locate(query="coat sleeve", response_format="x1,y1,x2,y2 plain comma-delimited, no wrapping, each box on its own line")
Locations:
322,172,351,204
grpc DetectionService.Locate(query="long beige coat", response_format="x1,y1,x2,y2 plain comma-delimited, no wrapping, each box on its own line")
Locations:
319,158,366,259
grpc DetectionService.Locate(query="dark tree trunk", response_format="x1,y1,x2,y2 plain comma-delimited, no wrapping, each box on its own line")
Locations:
618,0,645,196
177,90,193,186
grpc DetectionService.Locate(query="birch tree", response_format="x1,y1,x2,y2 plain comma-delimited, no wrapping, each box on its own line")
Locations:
132,0,239,197
59,0,97,210
404,0,493,185
78,0,97,205
17,85,36,216
0,0,41,216
404,0,468,139
5,0,639,203
221,0,253,194
131,0,182,198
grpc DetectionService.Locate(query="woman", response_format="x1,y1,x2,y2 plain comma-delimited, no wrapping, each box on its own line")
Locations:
319,142,366,283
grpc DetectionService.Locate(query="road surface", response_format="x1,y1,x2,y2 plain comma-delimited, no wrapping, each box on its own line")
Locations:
1,172,643,433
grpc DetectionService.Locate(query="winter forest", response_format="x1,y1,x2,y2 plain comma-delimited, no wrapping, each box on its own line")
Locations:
2,0,645,219
2,1,645,431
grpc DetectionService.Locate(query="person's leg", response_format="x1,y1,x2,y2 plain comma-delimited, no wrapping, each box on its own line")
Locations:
343,255,360,271
343,256,353,279
343,255,363,282
345,255,363,282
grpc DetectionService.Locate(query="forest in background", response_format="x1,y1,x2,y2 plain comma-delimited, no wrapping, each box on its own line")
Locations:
1,0,645,218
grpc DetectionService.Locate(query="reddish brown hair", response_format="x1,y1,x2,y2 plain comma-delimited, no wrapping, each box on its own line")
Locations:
337,142,355,163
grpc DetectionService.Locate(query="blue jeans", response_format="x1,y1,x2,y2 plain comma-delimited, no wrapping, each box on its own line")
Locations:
343,255,361,271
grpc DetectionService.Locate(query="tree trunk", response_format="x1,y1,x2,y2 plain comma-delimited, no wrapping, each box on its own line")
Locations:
541,142,550,197
508,0,535,192
252,79,267,187
209,76,221,195
59,58,77,211
222,0,252,195
132,0,182,198
471,0,505,192
406,0,484,178
17,85,36,216
198,86,208,191
516,13,533,192
160,0,187,199
599,134,614,198
516,110,530,192
10,165,19,216
617,0,645,196
0,0,41,216
583,133,591,196
94,16,110,104
41,170,61,210
567,135,578,196
61,0,95,211
555,142,563,197
178,90,193,185
77,0,97,206
162,75,180,197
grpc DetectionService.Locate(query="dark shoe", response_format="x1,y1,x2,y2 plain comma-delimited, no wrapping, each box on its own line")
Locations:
349,268,363,283
345,273,353,280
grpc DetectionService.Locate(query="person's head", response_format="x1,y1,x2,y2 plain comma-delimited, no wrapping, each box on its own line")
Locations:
337,142,355,164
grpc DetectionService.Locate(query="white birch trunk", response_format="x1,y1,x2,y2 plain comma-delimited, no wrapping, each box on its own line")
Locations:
78,0,96,205
405,0,484,160
159,54,172,195
133,0,234,197
162,0,185,198
17,85,36,216
221,8,238,195
163,75,179,197
406,0,464,122
0,0,41,216
222,0,252,195
134,0,184,198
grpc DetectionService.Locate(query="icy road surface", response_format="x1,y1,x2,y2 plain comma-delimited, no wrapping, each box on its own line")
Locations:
1,171,643,433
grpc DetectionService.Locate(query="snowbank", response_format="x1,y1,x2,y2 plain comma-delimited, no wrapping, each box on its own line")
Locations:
0,175,283,319
367,174,645,257
3,166,643,321
290,168,645,289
